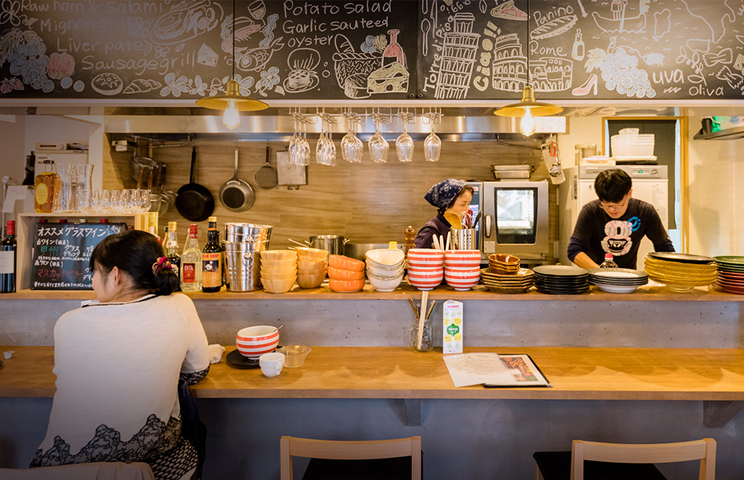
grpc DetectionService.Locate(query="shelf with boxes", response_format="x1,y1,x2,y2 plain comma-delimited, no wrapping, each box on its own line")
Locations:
15,213,148,292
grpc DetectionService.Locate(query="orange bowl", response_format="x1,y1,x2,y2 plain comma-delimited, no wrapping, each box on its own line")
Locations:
329,278,365,292
328,266,365,281
329,255,365,272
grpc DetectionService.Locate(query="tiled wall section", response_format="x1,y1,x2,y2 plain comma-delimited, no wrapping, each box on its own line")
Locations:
688,108,744,257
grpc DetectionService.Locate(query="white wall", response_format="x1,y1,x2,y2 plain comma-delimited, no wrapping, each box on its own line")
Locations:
687,108,744,256
558,116,604,167
0,116,27,186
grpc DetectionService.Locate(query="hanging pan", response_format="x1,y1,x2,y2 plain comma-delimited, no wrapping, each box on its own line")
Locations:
220,147,255,212
255,146,278,189
176,145,215,222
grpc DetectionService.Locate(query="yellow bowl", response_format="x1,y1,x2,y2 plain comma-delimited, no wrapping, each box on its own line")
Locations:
260,250,297,262
294,247,329,261
296,273,326,289
261,258,297,269
261,276,296,293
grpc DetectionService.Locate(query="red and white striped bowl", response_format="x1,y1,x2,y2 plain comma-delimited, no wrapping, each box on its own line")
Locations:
444,266,481,276
236,326,280,359
408,249,445,267
408,265,444,275
408,276,443,291
444,250,481,268
444,275,480,291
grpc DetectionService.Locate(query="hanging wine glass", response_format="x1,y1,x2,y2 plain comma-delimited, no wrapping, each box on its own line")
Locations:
423,131,441,162
395,115,414,162
316,118,328,165
342,116,363,163
368,115,389,163
289,116,301,165
300,120,310,166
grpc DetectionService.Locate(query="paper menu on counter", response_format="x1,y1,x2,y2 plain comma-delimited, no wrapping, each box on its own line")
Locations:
443,353,551,388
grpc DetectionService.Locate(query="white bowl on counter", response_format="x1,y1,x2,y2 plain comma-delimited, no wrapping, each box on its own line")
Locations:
368,272,404,292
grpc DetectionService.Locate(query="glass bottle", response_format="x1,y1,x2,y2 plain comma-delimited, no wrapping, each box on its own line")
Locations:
382,29,405,67
0,220,17,293
22,152,35,186
165,222,181,291
201,216,222,293
600,253,618,268
34,160,58,213
181,224,201,292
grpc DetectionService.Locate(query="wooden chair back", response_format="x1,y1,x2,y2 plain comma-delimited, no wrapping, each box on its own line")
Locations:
571,438,716,480
280,436,422,480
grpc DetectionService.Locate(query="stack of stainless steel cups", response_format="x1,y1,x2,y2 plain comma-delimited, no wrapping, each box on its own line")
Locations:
225,223,273,292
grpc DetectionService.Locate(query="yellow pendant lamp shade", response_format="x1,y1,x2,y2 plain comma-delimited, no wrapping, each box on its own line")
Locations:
493,85,563,118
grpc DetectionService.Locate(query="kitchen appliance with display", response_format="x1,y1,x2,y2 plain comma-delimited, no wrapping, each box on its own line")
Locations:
558,166,669,267
466,180,550,265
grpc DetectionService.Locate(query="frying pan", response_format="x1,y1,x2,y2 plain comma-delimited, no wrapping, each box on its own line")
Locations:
255,146,278,189
220,147,255,212
176,145,215,222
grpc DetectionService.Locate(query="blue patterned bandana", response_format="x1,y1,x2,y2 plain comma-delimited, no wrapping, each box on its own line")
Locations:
425,179,466,211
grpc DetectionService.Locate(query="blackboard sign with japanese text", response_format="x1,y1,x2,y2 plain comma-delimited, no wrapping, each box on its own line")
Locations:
31,223,125,290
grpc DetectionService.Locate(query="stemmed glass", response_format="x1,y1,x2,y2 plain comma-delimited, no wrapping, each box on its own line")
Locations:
289,117,302,165
316,117,336,166
341,116,363,163
300,120,311,166
316,119,328,165
368,115,389,163
424,131,441,162
395,113,414,162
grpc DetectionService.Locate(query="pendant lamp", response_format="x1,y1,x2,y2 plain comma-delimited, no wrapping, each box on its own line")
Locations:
196,0,268,129
493,0,562,136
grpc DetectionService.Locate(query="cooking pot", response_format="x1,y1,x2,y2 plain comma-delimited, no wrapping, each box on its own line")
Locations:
344,243,405,262
308,235,349,256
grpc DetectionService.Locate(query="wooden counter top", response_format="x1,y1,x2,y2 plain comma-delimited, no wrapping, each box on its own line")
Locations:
3,346,744,401
3,284,742,301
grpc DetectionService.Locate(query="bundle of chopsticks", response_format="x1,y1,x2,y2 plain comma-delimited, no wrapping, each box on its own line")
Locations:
408,292,436,350
431,233,450,251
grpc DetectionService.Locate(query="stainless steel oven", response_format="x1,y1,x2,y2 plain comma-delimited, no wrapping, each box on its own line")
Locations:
477,180,549,263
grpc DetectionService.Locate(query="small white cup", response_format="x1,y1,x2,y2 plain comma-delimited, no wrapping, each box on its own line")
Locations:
259,352,285,377
3,350,13,360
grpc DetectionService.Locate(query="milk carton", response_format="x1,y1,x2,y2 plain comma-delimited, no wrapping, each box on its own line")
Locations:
443,300,464,354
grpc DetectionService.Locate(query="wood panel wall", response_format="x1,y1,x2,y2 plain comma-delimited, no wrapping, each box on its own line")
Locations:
104,135,558,260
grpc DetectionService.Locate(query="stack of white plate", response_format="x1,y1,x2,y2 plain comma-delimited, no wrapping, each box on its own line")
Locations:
611,132,655,159
588,268,648,293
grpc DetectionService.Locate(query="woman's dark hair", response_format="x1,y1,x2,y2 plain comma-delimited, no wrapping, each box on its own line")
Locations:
443,185,474,212
89,230,178,296
594,169,632,203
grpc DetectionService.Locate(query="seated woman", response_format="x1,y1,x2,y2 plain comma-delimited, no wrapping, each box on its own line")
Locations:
30,230,210,480
414,179,474,249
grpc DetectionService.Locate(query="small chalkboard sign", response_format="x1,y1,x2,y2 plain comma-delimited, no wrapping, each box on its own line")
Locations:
31,223,126,290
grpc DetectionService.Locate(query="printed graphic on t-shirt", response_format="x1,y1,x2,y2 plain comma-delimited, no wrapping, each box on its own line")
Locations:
628,216,641,232
601,220,632,257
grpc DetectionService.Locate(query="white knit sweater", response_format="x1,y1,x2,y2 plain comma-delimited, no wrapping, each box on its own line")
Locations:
31,293,210,480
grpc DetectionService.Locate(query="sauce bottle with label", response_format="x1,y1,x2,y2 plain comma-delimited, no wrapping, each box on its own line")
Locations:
202,216,222,293
181,224,201,292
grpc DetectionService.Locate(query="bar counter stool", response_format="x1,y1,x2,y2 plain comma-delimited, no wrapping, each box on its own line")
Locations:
280,436,422,480
533,438,716,480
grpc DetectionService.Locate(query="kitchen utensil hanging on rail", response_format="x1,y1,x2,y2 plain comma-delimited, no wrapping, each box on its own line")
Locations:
255,146,278,189
176,145,215,222
220,147,255,212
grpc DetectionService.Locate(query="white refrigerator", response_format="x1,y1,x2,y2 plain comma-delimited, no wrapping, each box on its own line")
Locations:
558,166,668,267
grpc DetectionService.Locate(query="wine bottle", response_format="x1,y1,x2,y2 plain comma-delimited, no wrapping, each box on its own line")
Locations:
202,216,222,293
0,220,17,293
181,224,201,292
165,221,181,291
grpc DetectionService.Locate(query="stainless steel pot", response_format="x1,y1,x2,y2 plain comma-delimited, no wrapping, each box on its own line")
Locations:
344,243,405,261
308,235,350,255
225,223,273,243
225,241,270,292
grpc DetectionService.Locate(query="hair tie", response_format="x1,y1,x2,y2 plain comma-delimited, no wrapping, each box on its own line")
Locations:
152,256,178,276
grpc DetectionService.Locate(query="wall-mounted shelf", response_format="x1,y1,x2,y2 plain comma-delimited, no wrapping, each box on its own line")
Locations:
693,125,744,141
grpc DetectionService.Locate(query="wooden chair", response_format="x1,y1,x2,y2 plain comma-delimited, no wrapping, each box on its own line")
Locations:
534,438,716,480
280,436,422,480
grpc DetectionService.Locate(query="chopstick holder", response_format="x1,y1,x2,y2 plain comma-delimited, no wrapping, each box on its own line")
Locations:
416,290,428,350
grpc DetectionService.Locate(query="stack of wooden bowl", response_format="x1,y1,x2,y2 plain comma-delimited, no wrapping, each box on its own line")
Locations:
260,250,297,293
295,247,329,289
488,254,520,275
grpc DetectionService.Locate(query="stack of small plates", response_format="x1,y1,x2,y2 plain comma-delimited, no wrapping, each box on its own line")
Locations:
588,268,648,293
714,256,744,294
643,252,717,293
533,265,589,294
480,268,534,293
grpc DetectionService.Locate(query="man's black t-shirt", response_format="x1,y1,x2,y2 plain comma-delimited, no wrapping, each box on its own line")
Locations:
568,198,673,269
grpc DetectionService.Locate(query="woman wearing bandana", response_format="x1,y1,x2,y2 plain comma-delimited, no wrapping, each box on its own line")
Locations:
414,179,474,249
31,230,209,480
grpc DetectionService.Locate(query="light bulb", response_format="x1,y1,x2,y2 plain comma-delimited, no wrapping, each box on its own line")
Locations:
223,99,240,130
520,107,536,136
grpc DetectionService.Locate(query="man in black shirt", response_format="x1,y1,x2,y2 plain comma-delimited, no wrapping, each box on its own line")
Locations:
567,169,674,269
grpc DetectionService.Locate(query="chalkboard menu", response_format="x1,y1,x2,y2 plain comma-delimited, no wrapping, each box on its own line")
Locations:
0,0,418,100
31,223,125,290
0,0,742,101
417,0,744,100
